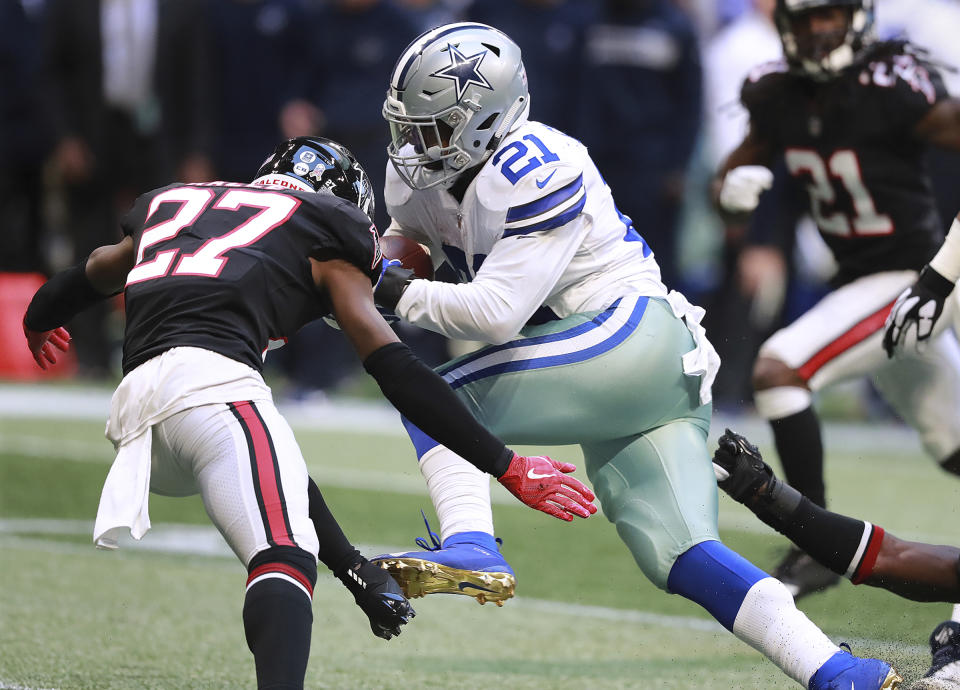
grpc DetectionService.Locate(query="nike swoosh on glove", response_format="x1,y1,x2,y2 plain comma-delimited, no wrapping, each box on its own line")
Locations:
336,557,415,640
497,454,598,521
719,165,774,213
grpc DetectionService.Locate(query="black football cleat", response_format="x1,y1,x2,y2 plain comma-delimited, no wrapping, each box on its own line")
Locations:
911,621,960,689
772,546,841,601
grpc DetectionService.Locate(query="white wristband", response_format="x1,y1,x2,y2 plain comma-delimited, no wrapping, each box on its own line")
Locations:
929,215,960,284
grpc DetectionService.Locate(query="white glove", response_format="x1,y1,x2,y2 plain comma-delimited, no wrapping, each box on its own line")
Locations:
719,165,774,213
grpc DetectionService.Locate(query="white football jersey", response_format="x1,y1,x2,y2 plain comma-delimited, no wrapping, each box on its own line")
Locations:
386,120,668,344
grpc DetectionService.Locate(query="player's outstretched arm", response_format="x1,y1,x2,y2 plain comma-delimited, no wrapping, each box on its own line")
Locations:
883,212,960,358
22,236,134,368
713,429,960,603
316,258,597,522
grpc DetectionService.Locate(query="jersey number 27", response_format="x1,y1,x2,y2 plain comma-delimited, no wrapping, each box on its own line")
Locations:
126,187,299,286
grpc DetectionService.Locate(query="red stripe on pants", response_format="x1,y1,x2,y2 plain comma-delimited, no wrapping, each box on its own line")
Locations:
797,301,896,381
233,401,295,548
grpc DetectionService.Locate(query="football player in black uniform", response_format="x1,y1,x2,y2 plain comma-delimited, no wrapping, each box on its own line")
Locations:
715,0,960,601
21,136,596,690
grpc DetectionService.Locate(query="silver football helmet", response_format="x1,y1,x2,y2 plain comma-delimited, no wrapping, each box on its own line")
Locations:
775,0,875,80
384,22,530,190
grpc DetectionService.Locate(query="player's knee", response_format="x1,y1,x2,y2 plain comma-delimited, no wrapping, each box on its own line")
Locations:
752,356,803,392
247,545,318,598
940,448,960,477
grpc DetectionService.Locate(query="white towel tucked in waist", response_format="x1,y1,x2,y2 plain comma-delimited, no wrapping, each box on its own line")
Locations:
663,290,722,406
94,347,272,549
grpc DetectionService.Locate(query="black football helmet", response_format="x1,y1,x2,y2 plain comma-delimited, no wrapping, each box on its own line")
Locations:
253,136,375,221
775,0,875,80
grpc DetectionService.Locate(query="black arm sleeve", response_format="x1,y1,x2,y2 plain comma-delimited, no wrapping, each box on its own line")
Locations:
363,342,514,477
307,476,361,573
23,260,113,331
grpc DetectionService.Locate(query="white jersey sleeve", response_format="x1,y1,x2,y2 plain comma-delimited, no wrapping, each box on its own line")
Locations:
396,163,587,343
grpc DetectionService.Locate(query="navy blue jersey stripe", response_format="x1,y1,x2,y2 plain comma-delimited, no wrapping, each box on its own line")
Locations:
505,174,583,223
503,194,585,237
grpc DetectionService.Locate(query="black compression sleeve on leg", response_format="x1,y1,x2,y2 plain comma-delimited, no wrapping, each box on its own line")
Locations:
363,342,513,477
307,476,360,573
23,259,112,331
770,406,826,506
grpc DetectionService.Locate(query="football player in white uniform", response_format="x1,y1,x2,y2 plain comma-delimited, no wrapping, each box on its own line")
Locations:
370,22,901,690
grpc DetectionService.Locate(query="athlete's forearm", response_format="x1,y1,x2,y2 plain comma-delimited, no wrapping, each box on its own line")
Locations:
396,228,580,343
363,342,513,477
23,258,112,331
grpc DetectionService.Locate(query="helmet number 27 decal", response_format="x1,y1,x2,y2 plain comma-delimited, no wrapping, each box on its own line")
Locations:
492,134,560,185
127,186,300,286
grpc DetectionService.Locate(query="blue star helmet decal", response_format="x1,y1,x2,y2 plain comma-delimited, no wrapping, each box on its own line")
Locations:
430,43,492,101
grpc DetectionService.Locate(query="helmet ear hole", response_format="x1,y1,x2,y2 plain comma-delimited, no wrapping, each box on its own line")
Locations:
475,113,498,131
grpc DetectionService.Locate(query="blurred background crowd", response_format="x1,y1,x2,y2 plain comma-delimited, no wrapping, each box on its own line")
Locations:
3,0,959,414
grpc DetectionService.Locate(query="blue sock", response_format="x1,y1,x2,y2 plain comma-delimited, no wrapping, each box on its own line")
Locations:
666,540,769,631
401,415,440,460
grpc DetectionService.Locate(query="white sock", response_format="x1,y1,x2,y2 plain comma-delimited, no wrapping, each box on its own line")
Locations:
754,386,813,420
732,577,840,686
952,604,960,622
419,445,494,541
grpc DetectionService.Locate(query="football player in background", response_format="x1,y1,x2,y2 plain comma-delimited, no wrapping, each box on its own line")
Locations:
884,210,960,358
712,428,960,689
371,21,902,689
21,136,596,689
716,0,960,600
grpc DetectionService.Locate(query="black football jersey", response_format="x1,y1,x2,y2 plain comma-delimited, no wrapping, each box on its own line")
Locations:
120,182,383,374
742,43,948,285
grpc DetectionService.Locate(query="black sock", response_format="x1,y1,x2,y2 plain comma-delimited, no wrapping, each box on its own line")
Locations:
308,477,360,573
243,577,313,690
769,406,826,507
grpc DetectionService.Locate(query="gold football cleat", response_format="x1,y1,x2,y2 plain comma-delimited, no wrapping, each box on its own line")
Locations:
374,557,516,606
881,668,903,689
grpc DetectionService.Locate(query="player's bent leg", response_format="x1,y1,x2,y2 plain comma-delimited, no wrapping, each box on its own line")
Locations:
872,329,960,478
668,541,901,689
753,356,842,599
243,545,317,690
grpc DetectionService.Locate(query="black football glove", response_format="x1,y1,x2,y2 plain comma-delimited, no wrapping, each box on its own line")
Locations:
335,556,415,640
374,260,415,312
712,429,777,506
883,265,955,359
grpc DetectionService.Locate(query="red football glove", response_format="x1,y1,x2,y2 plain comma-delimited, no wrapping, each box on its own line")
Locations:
497,454,598,522
23,320,71,370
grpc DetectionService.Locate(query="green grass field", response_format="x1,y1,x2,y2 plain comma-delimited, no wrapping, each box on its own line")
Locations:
1,387,957,689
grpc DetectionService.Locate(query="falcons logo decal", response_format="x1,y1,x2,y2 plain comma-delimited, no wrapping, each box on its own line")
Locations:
430,43,492,100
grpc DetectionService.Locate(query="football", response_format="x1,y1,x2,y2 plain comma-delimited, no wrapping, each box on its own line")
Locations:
380,235,433,280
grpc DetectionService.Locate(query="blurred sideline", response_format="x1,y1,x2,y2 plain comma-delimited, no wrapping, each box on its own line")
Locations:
0,382,924,454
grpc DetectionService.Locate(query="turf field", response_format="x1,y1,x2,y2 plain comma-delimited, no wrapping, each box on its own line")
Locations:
1,384,957,689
